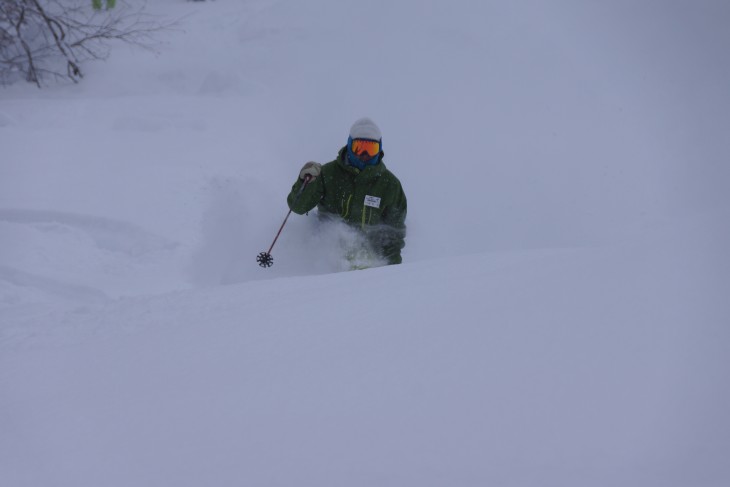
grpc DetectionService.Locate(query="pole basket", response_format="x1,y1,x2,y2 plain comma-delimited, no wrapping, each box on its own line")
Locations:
256,252,274,268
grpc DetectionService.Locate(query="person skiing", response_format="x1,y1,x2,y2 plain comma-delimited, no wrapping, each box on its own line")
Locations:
287,117,407,265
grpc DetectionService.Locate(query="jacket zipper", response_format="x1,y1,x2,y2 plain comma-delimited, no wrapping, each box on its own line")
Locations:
341,194,353,218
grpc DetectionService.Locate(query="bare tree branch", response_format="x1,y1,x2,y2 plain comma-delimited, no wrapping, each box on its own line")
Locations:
0,0,172,87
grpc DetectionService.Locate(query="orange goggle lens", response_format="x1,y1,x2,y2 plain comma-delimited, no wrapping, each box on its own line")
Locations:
351,139,380,157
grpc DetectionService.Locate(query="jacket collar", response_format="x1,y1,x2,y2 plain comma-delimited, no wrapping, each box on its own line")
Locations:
336,146,386,180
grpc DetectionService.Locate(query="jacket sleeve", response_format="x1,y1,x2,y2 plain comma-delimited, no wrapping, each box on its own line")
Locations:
287,176,324,215
378,183,407,264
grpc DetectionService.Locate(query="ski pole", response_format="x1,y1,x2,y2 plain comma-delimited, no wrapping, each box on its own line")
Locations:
256,174,312,268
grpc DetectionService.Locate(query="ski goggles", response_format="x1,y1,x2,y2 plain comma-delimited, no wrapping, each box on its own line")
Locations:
350,138,381,158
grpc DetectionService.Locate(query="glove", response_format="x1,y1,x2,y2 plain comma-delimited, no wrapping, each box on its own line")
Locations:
299,161,321,181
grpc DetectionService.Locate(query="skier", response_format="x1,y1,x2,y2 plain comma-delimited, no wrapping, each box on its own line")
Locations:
287,117,407,266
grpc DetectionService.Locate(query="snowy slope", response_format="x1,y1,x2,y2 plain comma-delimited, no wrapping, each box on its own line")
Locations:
2,1,730,486
3,238,728,487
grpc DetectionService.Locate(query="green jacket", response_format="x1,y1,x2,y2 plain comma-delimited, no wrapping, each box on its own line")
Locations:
287,147,407,264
